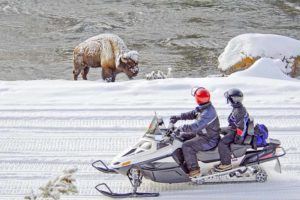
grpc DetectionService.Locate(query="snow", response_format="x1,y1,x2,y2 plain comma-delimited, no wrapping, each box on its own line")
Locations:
230,58,292,80
0,76,300,200
218,33,300,72
123,50,139,62
145,68,172,80
25,168,78,200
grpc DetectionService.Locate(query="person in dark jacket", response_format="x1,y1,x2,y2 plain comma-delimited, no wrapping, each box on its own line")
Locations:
170,87,221,178
214,88,249,172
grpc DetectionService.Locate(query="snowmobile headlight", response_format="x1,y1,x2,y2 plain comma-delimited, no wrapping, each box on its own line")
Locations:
121,161,131,167
139,141,152,150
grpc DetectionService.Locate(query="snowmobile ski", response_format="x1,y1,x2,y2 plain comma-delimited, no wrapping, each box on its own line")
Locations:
95,183,159,198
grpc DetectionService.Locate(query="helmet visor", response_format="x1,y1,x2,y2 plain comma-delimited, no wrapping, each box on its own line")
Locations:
191,87,198,96
224,91,229,98
224,91,230,104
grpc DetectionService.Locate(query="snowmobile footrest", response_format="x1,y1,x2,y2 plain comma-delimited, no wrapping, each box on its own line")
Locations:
95,183,160,198
92,160,117,174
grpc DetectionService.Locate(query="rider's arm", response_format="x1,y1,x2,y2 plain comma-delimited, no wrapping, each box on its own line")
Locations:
180,110,197,120
230,106,248,130
181,108,216,133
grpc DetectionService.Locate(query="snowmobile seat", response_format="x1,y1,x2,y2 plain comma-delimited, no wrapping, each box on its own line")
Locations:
197,144,253,162
196,146,220,162
230,144,252,158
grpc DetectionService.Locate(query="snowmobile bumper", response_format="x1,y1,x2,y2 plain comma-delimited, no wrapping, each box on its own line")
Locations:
92,160,117,174
275,146,286,157
95,183,159,198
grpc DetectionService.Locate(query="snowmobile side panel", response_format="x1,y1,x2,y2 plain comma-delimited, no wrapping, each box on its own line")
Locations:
139,155,190,183
241,146,286,166
142,165,190,183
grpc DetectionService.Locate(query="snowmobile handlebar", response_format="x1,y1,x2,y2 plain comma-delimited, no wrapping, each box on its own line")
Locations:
165,122,176,135
168,122,175,129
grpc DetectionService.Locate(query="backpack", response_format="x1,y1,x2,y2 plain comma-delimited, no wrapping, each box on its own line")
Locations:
253,124,269,148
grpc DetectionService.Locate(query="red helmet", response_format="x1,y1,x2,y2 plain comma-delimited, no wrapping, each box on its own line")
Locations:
191,87,210,105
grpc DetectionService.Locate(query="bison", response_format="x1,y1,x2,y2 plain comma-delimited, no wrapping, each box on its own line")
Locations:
73,34,139,82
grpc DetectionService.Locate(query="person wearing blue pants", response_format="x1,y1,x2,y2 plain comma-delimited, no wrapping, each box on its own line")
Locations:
170,87,221,178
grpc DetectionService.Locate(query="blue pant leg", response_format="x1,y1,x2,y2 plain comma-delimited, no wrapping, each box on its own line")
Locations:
218,129,236,165
182,136,216,171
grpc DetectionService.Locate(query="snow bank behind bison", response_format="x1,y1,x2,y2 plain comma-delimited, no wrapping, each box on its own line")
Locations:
73,34,139,82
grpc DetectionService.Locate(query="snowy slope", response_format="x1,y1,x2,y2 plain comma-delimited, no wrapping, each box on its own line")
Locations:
230,58,293,80
0,76,300,200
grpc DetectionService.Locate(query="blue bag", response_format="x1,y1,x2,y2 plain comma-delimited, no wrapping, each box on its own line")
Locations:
254,124,269,147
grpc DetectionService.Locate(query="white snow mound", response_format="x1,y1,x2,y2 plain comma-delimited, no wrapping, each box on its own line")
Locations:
230,58,292,80
218,33,300,71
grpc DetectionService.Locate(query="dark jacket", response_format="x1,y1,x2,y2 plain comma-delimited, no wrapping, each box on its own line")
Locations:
228,103,248,130
179,102,221,140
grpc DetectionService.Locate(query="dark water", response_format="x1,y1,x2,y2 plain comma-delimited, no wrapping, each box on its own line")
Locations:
0,0,299,81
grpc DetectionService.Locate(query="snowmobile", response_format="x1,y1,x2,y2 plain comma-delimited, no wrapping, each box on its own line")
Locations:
92,114,286,198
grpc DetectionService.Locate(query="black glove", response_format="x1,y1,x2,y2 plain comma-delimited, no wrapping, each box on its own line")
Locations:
169,115,181,124
174,127,182,136
171,127,185,141
173,127,196,142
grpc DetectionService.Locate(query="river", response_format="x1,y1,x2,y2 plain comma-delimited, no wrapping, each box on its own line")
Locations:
0,0,299,80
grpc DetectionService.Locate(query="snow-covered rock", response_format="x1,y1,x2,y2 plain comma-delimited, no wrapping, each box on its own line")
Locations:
218,33,300,77
145,68,172,80
230,58,292,80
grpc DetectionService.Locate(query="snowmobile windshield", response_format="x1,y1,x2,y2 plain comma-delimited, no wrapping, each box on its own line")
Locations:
145,116,159,135
145,115,165,136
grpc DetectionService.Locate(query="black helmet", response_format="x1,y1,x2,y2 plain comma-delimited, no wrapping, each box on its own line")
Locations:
224,88,243,105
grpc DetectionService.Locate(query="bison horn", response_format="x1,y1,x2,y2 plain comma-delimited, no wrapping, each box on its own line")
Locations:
121,56,128,63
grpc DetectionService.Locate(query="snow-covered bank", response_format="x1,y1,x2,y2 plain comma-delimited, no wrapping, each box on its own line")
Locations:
218,33,300,77
0,77,300,200
230,58,293,80
0,76,299,108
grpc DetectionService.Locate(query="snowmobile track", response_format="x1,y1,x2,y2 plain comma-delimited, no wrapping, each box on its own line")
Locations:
0,116,300,132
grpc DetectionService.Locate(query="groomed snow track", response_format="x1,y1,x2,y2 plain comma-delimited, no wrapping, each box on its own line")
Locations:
0,78,299,199
1,107,300,200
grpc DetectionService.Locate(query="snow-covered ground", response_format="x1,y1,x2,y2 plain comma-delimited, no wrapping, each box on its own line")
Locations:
0,74,300,199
